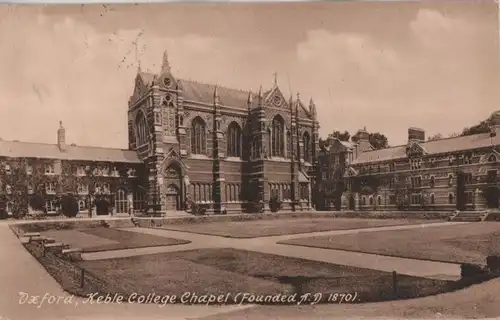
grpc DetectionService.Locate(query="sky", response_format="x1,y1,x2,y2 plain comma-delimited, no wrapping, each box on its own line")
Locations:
0,1,499,148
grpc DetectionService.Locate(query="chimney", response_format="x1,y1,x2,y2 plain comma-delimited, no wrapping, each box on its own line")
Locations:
57,121,66,151
408,127,425,143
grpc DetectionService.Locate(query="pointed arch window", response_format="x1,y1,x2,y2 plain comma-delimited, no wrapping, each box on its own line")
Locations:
134,111,148,146
227,122,242,158
191,117,207,155
271,115,285,157
303,131,311,162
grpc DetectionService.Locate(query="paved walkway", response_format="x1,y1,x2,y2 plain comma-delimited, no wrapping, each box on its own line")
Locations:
0,223,253,320
83,221,462,280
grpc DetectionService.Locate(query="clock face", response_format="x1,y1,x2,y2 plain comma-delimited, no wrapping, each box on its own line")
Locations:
273,95,282,107
163,77,172,88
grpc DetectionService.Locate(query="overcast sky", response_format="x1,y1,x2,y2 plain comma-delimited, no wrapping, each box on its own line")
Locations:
0,1,499,148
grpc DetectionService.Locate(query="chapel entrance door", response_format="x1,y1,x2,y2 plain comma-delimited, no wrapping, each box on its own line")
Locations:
166,185,180,211
164,163,183,212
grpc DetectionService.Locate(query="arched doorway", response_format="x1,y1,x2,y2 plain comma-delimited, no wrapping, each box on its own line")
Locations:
164,163,183,212
95,197,110,216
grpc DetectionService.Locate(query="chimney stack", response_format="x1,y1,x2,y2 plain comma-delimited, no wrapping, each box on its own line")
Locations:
57,121,66,151
408,127,425,143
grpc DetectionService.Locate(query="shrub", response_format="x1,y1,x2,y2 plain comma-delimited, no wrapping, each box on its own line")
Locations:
29,193,46,212
60,194,79,218
191,202,209,216
269,196,282,213
460,263,488,279
486,256,500,273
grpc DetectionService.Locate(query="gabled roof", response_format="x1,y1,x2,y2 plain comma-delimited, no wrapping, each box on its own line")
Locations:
0,140,141,163
179,79,257,110
352,127,500,165
298,169,309,182
138,72,313,117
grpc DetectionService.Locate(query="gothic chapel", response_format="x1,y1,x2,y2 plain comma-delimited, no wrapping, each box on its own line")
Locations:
128,51,319,215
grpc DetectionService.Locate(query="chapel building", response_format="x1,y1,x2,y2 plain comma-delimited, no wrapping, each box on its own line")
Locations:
128,51,319,214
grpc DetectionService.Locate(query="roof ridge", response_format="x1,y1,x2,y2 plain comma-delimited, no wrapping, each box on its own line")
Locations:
179,78,253,94
0,139,131,152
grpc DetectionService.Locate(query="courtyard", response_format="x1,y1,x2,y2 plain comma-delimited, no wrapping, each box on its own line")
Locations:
157,217,441,238
3,214,500,320
41,227,190,252
280,222,500,265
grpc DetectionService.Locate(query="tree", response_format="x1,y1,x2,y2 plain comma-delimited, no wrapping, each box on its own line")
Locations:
461,118,492,137
427,133,443,141
448,132,461,138
329,130,351,142
29,192,46,212
60,194,79,218
368,132,389,150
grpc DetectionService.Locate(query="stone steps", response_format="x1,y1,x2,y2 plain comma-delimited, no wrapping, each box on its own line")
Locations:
451,210,488,222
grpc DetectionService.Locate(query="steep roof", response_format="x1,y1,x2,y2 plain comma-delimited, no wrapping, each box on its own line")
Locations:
352,127,500,165
179,80,257,110
138,71,313,116
0,140,141,163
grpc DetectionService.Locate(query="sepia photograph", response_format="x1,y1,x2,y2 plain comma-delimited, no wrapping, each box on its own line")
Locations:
1,0,500,319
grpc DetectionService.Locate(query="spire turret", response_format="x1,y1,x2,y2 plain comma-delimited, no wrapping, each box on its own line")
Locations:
161,50,171,73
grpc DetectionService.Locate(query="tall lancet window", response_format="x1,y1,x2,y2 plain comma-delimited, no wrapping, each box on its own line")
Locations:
134,111,148,146
303,131,311,163
227,122,242,158
271,115,285,157
286,130,291,159
191,117,207,155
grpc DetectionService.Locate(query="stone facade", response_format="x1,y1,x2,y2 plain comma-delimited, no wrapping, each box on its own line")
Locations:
128,52,317,215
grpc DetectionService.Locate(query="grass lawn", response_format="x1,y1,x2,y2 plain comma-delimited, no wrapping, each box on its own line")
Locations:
280,222,500,265
157,218,437,238
42,228,190,252
78,248,455,305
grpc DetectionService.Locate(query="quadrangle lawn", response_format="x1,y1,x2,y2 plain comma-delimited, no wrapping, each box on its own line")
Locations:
280,222,500,265
158,218,439,238
42,228,190,252
77,248,454,304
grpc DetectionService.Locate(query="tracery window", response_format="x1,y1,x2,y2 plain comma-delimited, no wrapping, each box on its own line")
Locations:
191,117,207,155
303,131,311,162
134,111,148,146
227,122,242,158
271,115,285,157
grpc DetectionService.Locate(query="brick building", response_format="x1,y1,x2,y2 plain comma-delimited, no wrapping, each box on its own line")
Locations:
0,122,145,218
334,113,500,212
314,128,372,210
129,52,318,214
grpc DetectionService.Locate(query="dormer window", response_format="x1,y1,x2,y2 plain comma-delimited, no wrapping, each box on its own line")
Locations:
4,164,11,175
488,154,497,162
26,165,33,175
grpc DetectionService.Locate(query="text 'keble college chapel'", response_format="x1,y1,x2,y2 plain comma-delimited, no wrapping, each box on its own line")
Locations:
128,51,319,215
